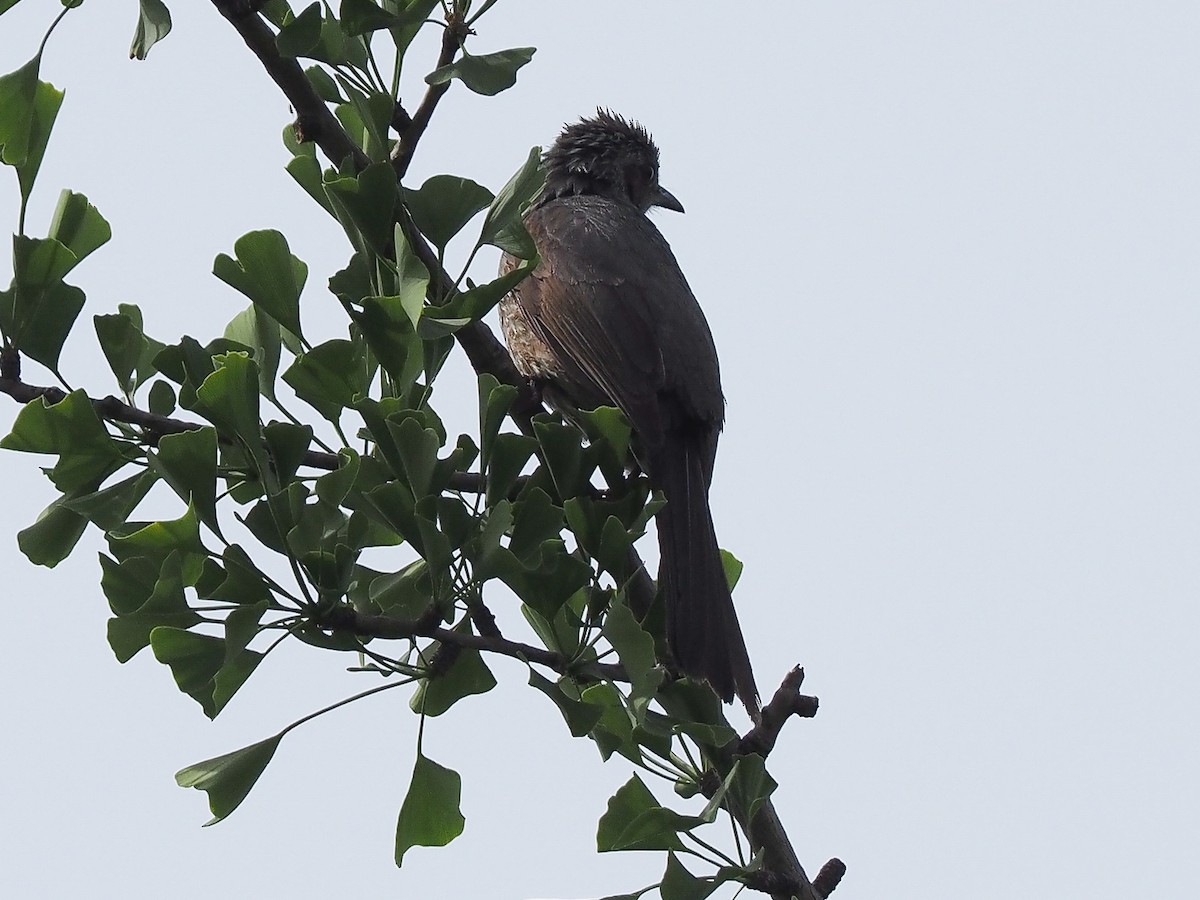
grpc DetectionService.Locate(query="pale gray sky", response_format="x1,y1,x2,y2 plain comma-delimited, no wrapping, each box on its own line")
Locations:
2,2,1197,898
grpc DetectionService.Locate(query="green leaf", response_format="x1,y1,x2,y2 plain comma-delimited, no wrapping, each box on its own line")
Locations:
0,59,63,205
303,65,344,105
425,46,536,97
12,234,76,284
350,294,424,394
130,0,172,60
385,0,438,59
306,17,369,69
323,162,399,257
533,415,593,499
17,494,88,568
439,259,534,323
396,221,431,309
108,504,206,565
151,627,226,714
276,2,322,57
656,679,739,749
387,415,441,498
211,639,266,713
577,405,632,469
150,427,220,535
285,152,335,217
436,495,474,549
479,145,544,257
0,57,40,166
581,682,638,763
1,389,123,492
602,594,662,706
263,420,313,487
340,0,400,34
224,304,284,401
2,239,86,372
485,432,536,504
94,312,146,392
335,80,394,161
223,601,268,658
719,548,743,592
298,540,358,596
246,483,301,553
1,277,83,372
63,469,155,530
395,752,465,865
410,626,497,717
200,544,274,606
105,551,203,661
528,669,603,738
176,735,283,825
519,593,581,659
193,352,261,446
402,175,493,252
258,0,292,27
153,335,237,409
660,852,724,900
15,79,62,208
117,303,166,383
480,540,592,625
100,553,160,616
148,379,176,415
597,775,692,853
366,558,429,616
315,448,360,506
47,190,111,265
463,0,500,24
282,338,368,422
213,230,307,338
726,753,777,825
151,625,264,718
328,251,373,305
506,488,562,560
477,374,514,468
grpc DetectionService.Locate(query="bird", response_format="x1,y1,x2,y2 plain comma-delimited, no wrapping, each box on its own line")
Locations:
499,109,759,714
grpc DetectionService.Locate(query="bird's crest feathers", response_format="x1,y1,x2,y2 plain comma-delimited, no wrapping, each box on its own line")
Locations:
539,109,665,211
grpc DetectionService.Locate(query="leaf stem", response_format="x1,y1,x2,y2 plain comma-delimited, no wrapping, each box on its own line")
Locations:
279,675,415,739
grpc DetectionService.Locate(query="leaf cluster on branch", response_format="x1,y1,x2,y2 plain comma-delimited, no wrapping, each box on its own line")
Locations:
0,2,841,898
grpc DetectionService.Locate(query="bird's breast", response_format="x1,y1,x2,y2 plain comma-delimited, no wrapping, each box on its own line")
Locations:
499,293,560,381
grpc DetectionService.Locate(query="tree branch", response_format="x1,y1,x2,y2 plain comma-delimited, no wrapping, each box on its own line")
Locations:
315,604,627,682
209,0,539,432
738,666,819,759
0,376,532,500
390,17,464,180
212,0,370,172
201,7,836,897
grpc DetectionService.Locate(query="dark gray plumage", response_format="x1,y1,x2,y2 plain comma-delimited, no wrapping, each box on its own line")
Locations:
500,110,759,713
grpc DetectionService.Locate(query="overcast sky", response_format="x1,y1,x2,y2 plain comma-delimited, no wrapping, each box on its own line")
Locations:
2,2,1197,898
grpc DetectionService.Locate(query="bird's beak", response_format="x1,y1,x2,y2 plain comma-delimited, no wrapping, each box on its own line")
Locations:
652,186,685,213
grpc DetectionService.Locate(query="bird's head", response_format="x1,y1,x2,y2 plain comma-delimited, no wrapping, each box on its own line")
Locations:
540,109,684,214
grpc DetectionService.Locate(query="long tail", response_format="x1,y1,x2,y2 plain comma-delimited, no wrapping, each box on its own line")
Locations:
652,434,759,715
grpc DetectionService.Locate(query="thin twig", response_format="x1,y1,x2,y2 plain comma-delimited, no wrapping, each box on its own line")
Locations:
314,605,627,682
390,18,465,180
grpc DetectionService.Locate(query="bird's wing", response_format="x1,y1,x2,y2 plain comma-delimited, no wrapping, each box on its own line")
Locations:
518,197,724,444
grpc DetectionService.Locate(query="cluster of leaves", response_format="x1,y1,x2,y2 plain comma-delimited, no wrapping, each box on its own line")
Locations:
0,3,780,898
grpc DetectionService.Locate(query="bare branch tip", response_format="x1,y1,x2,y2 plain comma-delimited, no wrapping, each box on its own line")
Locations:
813,857,847,897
